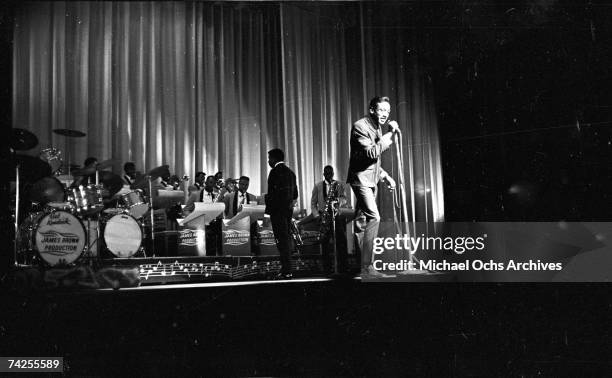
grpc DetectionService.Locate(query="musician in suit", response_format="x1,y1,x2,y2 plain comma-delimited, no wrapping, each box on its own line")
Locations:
311,165,349,274
199,175,220,203
220,176,256,218
183,175,219,215
181,174,222,255
265,148,298,279
311,166,348,216
123,162,137,186
187,171,206,195
217,177,237,200
347,96,399,278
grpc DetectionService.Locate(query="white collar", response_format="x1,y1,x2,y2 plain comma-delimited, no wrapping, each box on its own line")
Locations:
274,161,285,167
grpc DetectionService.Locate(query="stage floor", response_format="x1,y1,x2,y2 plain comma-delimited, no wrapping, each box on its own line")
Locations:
1,277,606,376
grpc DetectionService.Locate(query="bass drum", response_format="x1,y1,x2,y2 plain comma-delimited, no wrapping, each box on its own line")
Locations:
28,176,66,206
103,213,143,258
34,210,86,266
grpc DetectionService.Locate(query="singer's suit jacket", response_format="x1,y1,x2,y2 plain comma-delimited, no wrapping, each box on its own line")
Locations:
346,115,392,188
311,180,348,216
265,162,298,217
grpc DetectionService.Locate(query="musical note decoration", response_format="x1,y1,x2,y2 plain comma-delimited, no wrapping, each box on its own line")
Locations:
137,255,325,282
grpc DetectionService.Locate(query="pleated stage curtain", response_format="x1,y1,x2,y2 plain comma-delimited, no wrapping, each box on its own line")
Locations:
13,1,282,194
12,1,444,220
279,3,444,221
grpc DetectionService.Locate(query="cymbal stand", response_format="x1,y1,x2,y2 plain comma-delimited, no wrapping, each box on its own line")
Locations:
13,164,20,267
83,216,100,268
149,177,155,257
330,199,339,275
66,139,71,176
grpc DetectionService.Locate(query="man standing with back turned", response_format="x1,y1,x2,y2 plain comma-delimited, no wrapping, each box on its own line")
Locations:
347,96,399,278
265,148,299,279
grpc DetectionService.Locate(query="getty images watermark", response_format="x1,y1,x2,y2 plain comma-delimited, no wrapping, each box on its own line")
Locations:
370,232,563,273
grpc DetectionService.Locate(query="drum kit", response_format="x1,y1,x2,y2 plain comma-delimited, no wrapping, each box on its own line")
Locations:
10,128,158,268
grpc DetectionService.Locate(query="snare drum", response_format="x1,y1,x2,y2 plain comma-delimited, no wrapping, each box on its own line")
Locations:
118,190,149,219
103,213,143,258
22,210,86,266
68,185,104,216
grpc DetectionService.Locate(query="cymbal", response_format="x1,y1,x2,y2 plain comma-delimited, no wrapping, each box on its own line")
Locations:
53,129,86,137
9,155,52,182
71,166,96,177
148,165,170,180
61,163,81,170
11,129,38,151
71,158,117,176
96,158,117,170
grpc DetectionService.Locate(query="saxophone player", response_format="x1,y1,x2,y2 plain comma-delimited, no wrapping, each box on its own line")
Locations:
311,166,350,275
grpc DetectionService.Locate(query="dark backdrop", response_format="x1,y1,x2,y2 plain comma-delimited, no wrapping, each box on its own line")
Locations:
428,1,612,221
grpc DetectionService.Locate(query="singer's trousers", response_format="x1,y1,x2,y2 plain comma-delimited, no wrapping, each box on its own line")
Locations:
351,185,380,268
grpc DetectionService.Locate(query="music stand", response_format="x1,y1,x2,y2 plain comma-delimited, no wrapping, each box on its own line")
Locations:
226,204,266,226
178,202,225,230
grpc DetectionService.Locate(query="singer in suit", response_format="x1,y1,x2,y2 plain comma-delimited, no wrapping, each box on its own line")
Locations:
221,176,257,218
265,148,298,279
347,96,399,278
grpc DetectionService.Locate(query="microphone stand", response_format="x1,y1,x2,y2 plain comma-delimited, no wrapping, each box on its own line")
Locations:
394,130,426,274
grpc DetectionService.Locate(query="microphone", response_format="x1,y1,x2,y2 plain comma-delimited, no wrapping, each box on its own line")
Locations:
387,120,400,133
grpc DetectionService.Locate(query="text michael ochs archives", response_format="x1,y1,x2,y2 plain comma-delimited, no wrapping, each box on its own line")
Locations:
372,234,563,272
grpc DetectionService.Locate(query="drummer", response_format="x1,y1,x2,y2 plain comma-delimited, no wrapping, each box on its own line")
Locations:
70,157,98,187
123,162,137,186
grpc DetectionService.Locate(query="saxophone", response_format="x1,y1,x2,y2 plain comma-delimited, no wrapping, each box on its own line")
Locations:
319,181,339,236
289,218,304,248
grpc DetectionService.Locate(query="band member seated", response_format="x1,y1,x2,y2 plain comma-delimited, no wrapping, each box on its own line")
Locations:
167,175,184,190
220,176,257,218
187,171,206,195
183,175,220,215
182,175,223,255
310,165,350,274
217,177,237,199
123,162,137,185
